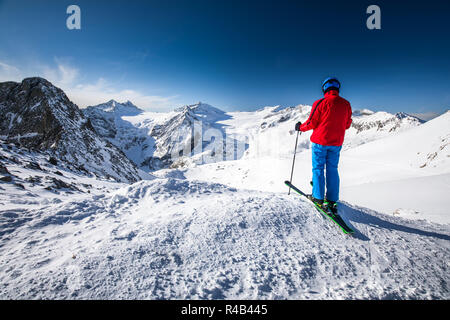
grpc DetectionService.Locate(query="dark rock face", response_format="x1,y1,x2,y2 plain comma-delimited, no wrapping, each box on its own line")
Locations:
0,78,67,149
0,77,141,183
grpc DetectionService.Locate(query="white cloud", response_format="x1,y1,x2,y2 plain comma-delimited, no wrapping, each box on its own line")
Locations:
0,58,178,112
41,58,80,87
0,61,22,81
67,78,178,111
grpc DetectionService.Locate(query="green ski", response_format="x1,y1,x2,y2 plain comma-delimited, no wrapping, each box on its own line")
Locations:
285,180,354,234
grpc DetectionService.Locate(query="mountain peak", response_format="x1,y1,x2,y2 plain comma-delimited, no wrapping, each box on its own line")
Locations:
175,102,229,123
123,100,135,107
87,99,143,115
16,77,54,89
0,76,77,120
105,99,118,106
395,112,425,123
179,101,224,115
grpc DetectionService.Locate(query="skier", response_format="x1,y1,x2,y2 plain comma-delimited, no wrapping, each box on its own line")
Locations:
294,77,352,214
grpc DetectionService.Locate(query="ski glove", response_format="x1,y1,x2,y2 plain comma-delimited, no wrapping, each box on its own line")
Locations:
295,121,302,131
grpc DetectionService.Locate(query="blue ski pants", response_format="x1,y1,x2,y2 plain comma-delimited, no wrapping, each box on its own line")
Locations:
311,142,342,202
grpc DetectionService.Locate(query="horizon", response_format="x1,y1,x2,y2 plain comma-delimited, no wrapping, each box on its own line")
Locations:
0,0,449,120
1,75,447,121
80,95,447,122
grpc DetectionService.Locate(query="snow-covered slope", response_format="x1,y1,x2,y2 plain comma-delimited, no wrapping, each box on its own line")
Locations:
337,111,450,221
0,78,141,183
0,177,448,299
0,139,130,243
344,110,449,174
182,111,450,223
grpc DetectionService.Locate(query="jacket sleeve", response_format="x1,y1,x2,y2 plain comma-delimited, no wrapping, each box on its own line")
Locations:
346,103,352,129
300,99,323,132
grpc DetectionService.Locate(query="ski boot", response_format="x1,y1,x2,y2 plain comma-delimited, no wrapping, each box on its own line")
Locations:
324,200,338,215
306,195,325,208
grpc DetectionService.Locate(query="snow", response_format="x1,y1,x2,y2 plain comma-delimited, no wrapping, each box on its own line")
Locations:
0,177,448,299
340,174,450,224
343,110,450,174
0,93,449,299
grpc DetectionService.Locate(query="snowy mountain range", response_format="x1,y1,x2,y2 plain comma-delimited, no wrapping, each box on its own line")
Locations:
0,77,449,299
0,78,425,177
84,100,240,170
82,99,424,170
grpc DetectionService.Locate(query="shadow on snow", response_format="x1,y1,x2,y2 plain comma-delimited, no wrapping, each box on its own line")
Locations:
340,202,450,242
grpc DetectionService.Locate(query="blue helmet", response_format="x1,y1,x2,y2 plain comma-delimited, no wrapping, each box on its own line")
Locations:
322,77,341,93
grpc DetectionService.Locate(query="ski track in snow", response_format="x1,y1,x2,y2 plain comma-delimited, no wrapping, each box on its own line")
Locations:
0,177,448,299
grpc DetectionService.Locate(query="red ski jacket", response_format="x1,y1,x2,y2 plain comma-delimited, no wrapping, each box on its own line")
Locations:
300,90,352,146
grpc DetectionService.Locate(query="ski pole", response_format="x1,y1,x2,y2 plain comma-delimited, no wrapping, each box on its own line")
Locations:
288,129,301,195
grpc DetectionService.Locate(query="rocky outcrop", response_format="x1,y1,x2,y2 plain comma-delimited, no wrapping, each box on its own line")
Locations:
0,77,141,183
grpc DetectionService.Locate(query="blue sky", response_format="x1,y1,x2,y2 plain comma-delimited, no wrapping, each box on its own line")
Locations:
0,0,449,118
